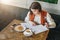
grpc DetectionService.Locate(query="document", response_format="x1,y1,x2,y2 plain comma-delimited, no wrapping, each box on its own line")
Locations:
20,23,48,34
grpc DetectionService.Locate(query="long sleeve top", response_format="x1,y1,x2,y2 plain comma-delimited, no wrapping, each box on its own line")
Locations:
25,11,56,28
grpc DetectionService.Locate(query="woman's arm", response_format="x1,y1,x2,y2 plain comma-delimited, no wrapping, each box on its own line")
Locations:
25,11,30,22
46,13,56,28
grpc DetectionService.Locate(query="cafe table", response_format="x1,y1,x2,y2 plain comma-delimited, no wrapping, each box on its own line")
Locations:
0,19,49,40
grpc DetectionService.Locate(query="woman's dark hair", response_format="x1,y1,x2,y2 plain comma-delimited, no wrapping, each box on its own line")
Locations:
29,2,42,14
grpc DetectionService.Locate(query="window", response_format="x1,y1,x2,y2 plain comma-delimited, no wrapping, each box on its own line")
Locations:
38,0,58,4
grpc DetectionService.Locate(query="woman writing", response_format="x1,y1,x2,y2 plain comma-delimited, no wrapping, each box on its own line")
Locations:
25,2,56,28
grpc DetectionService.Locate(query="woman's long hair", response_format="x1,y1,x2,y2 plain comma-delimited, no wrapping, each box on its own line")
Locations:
29,2,42,14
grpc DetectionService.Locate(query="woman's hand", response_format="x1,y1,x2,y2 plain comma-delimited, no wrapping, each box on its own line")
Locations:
45,22,49,28
30,21,37,26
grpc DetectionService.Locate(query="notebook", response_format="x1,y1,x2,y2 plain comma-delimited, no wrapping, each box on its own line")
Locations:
20,23,48,34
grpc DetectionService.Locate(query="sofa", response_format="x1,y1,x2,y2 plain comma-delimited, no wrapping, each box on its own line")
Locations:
0,4,60,40
46,13,60,40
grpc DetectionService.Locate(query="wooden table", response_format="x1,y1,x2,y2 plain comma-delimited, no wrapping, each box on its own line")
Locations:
0,19,49,40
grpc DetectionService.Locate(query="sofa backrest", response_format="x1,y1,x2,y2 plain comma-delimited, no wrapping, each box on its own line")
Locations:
16,8,29,21
50,13,60,26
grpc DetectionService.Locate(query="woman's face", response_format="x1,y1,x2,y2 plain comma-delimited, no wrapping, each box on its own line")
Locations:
31,9,39,15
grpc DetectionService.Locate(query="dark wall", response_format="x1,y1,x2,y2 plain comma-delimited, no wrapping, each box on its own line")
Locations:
0,4,29,31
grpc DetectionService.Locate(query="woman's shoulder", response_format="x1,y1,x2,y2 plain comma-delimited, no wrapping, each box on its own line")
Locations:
28,11,30,13
41,10,48,16
27,11,31,16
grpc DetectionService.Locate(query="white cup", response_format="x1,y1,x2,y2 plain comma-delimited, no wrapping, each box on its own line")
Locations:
23,29,33,37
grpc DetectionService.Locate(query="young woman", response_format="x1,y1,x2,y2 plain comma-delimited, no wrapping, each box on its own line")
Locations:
25,2,56,28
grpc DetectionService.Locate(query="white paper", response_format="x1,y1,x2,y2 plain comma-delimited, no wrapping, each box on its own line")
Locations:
31,25,48,34
20,23,48,34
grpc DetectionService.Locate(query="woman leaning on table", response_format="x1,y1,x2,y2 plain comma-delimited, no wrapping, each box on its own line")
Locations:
25,2,56,28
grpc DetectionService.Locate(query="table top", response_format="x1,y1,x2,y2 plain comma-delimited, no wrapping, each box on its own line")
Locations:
0,19,49,40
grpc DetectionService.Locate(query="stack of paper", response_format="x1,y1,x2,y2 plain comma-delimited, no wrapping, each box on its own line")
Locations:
20,23,48,34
